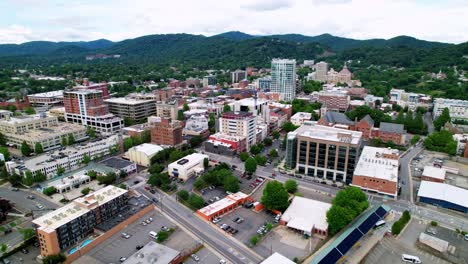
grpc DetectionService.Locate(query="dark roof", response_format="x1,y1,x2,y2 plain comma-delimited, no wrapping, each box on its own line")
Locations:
100,157,135,170
360,115,374,127
379,122,405,134
323,112,354,125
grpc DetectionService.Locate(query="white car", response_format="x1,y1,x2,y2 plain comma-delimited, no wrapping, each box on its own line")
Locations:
212,217,222,224
119,257,127,262
121,233,131,239
219,259,227,264
191,254,200,262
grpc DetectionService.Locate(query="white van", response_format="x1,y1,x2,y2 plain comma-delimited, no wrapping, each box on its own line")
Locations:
374,220,386,229
149,231,158,239
401,254,421,263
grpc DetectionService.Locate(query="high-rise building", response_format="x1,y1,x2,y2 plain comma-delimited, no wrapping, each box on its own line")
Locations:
105,97,157,122
257,77,272,92
270,59,296,101
315,62,329,82
63,89,124,135
219,111,257,150
231,70,246,84
149,117,183,146
286,122,362,184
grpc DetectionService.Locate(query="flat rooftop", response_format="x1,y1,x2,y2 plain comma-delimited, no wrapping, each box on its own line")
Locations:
28,90,64,98
354,146,399,182
0,114,56,125
260,252,295,264
168,153,208,169
123,241,180,264
417,181,468,208
100,157,135,170
281,197,331,232
422,166,446,180
104,97,155,105
296,123,362,145
130,143,163,156
33,186,127,232
198,192,249,216
10,123,86,141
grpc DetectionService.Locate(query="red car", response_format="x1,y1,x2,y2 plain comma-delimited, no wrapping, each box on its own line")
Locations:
144,185,150,190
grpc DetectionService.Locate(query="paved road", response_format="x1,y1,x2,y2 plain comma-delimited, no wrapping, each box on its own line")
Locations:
0,186,59,215
137,187,262,264
398,144,423,202
424,112,435,134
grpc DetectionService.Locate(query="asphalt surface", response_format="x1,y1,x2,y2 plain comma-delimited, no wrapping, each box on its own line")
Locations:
0,186,59,215
398,144,423,202
137,187,263,264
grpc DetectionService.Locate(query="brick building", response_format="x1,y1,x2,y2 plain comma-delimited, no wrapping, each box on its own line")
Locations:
317,91,350,112
355,115,374,139
372,122,406,145
150,117,183,146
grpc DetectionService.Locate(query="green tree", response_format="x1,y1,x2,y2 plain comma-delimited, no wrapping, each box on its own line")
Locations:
261,181,289,212
272,130,280,139
239,152,249,162
326,205,354,235
22,171,34,186
57,166,65,175
282,122,298,132
250,145,261,155
43,186,57,196
203,157,209,169
83,154,91,165
183,103,190,111
86,126,96,138
97,172,117,185
250,235,259,246
42,253,67,264
434,107,451,131
0,132,6,146
81,187,92,195
19,228,35,240
21,141,32,156
124,117,134,127
284,179,298,193
223,175,240,193
1,243,7,252
302,80,322,94
189,135,203,148
141,130,151,143
208,113,216,133
34,171,46,182
24,106,36,115
255,155,267,166
0,146,11,161
188,193,205,209
395,111,405,124
269,149,278,158
263,137,272,146
124,137,133,151
177,110,184,121
34,142,44,154
68,134,75,145
177,190,189,201
8,173,22,186
223,104,231,113
245,157,257,174
61,136,67,146
424,129,457,155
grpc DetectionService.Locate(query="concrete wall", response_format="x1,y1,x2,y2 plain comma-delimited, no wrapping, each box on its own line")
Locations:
65,204,155,264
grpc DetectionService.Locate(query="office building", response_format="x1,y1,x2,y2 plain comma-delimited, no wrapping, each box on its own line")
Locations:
33,186,129,256
73,81,110,99
257,77,272,92
168,153,208,181
270,59,296,101
104,97,156,122
286,122,362,184
204,133,246,156
202,75,217,87
27,91,64,106
433,98,468,122
231,70,246,84
229,98,270,123
351,146,399,198
291,112,312,126
219,111,257,150
155,100,179,120
0,113,87,151
6,135,119,178
317,91,350,112
63,89,123,135
150,117,183,146
315,62,329,82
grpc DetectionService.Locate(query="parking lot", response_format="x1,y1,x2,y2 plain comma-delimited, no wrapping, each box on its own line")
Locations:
418,224,468,263
2,244,41,264
184,247,224,264
85,209,217,264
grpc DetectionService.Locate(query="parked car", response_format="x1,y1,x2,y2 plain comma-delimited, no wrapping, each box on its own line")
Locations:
119,257,127,262
152,198,158,203
191,254,200,262
426,227,437,235
133,180,140,184
220,259,227,264
141,221,147,226
236,217,244,224
231,229,238,235
136,245,144,250
21,248,29,254
11,188,19,192
233,217,240,223
149,189,156,194
145,219,151,224
161,226,170,232
212,217,222,224
121,233,131,239
27,195,35,199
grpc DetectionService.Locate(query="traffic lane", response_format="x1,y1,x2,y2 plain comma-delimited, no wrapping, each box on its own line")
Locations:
0,187,59,213
398,145,423,202
138,188,261,264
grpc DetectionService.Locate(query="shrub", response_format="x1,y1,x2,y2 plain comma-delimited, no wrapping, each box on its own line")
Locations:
250,235,259,246
177,190,189,201
43,186,56,196
188,194,205,209
42,253,66,264
157,230,169,242
391,210,411,235
430,221,438,227
81,187,92,195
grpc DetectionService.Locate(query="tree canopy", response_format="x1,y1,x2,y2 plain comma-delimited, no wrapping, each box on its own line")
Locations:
261,181,289,212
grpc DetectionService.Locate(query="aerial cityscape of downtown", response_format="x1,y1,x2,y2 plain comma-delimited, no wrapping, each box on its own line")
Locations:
0,0,467,264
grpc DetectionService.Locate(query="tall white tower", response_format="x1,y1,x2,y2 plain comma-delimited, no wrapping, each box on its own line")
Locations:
270,59,297,102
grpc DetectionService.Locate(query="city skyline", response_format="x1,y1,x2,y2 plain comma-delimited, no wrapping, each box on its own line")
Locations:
0,0,467,44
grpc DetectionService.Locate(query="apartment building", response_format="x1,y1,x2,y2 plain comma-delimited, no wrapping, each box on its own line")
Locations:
6,135,119,178
0,113,87,151
257,77,271,92
155,100,179,120
63,89,123,135
33,186,129,256
150,117,183,146
286,122,363,184
390,89,432,110
371,122,406,145
231,70,246,84
433,98,468,122
104,97,156,122
219,111,257,150
271,59,297,101
317,91,350,112
351,146,399,199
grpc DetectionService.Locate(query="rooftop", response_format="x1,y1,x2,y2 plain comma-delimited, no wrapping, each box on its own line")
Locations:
198,192,249,216
0,113,56,125
296,123,362,145
123,241,180,264
291,112,312,119
100,157,135,170
28,90,64,98
379,122,405,134
417,181,468,208
322,112,354,126
33,185,127,232
281,197,332,232
353,146,399,182
168,153,208,169
104,97,155,105
422,166,446,180
260,252,295,264
129,143,163,156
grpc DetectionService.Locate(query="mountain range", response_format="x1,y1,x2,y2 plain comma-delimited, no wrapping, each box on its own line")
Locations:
0,31,452,57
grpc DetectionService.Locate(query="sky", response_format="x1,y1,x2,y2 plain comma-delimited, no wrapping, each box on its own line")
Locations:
0,0,467,44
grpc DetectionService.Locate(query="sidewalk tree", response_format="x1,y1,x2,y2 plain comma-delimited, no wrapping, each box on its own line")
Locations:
272,130,280,139
282,122,298,132
189,135,203,148
19,228,35,240
42,253,66,264
176,190,189,201
263,137,272,146
269,149,278,158
203,157,209,169
434,107,451,131
123,137,133,151
183,103,190,111
261,181,289,212
250,145,261,155
34,142,44,154
22,171,34,186
34,171,46,182
255,155,267,166
188,193,205,209
68,133,76,145
61,136,67,146
21,141,32,156
223,104,231,113
326,206,354,235
0,146,11,161
57,166,65,175
284,179,298,193
239,152,249,162
43,186,57,196
410,135,420,145
245,157,257,174
86,126,96,138
83,154,91,165
177,110,184,121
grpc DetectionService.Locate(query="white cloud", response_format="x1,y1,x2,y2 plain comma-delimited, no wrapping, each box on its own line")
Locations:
0,0,466,44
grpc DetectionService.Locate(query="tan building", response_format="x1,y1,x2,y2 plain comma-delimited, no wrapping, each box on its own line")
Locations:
126,143,163,167
150,117,183,146
155,100,178,120
104,97,156,122
351,146,399,198
219,111,257,150
33,186,129,256
286,122,362,184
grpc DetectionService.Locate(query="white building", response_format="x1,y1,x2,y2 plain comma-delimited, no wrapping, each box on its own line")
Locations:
433,98,468,122
168,153,209,181
126,143,163,167
291,112,312,126
229,98,270,124
260,253,295,264
219,112,257,150
183,114,209,136
390,89,432,110
51,172,91,193
453,133,468,155
27,90,64,106
270,59,296,101
188,100,223,115
315,61,329,83
7,135,119,178
280,196,332,237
